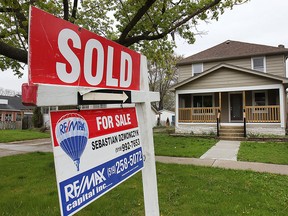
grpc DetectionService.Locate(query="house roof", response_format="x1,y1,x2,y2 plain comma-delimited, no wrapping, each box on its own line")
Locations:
177,40,288,66
0,95,34,111
159,109,175,115
170,63,288,91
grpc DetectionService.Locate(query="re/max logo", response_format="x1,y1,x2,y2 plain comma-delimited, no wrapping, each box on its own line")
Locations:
59,119,86,135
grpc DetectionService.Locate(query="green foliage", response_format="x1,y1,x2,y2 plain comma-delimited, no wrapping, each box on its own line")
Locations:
0,0,249,76
32,107,43,128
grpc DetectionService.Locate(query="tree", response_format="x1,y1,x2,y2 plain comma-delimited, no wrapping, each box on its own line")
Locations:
142,40,181,110
32,106,43,128
0,87,20,96
0,0,248,76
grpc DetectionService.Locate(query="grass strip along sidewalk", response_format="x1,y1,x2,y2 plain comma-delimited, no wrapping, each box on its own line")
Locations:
0,129,50,143
0,152,288,215
153,133,217,158
238,141,288,165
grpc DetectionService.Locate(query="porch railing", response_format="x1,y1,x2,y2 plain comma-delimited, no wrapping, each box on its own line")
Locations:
245,105,280,123
178,107,220,123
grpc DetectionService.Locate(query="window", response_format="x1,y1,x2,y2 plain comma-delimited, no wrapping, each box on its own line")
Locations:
5,114,12,121
193,95,213,107
42,107,49,114
0,114,2,121
192,63,203,76
253,91,268,113
252,57,266,72
253,92,267,106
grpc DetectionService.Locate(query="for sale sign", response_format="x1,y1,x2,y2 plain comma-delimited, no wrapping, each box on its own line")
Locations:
29,6,141,90
50,107,144,216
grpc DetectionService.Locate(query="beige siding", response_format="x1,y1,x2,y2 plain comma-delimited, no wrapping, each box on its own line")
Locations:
204,58,251,71
202,55,286,77
177,68,281,91
266,55,286,77
178,65,192,82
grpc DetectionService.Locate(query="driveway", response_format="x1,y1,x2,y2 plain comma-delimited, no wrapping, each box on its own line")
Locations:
0,138,52,157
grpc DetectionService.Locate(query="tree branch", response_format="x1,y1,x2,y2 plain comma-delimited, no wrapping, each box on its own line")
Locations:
117,0,221,47
63,0,69,20
9,0,28,38
0,41,27,63
0,7,15,12
71,0,78,22
117,0,157,44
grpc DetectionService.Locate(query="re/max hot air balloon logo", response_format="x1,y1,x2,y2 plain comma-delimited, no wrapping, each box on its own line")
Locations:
55,113,89,172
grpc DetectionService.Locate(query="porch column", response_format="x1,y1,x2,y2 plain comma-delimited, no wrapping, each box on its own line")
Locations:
175,92,179,128
242,91,246,108
279,85,286,128
218,92,221,110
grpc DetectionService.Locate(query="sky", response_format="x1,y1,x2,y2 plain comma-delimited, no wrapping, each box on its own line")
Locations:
1,0,288,92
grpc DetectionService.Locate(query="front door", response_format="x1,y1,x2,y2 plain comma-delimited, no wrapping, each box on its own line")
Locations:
230,93,243,121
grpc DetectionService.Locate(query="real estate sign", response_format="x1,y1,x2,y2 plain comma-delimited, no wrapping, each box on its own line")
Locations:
29,6,141,91
50,107,144,216
27,6,159,216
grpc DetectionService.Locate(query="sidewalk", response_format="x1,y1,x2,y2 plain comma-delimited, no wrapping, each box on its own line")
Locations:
156,156,288,175
156,139,288,176
1,138,288,176
0,138,52,157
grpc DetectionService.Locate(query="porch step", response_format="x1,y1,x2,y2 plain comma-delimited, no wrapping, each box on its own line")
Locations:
218,137,245,141
219,125,245,140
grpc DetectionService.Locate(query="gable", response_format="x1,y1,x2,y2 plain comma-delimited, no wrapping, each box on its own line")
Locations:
176,67,282,91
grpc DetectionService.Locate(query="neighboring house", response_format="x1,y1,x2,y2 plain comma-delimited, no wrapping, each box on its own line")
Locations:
0,95,34,129
158,109,175,126
151,106,161,127
171,40,288,137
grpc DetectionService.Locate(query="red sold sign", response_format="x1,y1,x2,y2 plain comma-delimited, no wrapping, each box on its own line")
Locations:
28,7,141,90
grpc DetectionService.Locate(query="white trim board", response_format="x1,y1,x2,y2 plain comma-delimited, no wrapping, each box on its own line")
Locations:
176,84,283,94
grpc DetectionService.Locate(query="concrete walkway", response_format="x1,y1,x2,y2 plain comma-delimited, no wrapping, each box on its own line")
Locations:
200,140,241,161
1,138,288,176
0,138,52,157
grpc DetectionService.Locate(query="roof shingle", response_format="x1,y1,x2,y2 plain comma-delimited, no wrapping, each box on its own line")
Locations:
178,40,288,65
0,95,34,111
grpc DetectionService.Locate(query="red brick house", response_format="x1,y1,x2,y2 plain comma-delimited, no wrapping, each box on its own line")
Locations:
0,95,34,129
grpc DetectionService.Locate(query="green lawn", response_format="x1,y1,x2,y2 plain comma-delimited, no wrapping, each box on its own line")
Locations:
238,141,288,165
0,129,50,143
1,152,288,215
153,133,217,158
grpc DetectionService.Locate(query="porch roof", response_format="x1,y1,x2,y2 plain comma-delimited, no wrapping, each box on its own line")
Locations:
170,63,288,91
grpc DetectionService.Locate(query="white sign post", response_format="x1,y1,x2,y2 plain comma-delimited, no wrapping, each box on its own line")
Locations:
22,6,160,216
136,56,159,215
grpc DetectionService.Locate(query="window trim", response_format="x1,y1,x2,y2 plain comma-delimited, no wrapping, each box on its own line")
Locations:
192,63,203,76
251,56,266,72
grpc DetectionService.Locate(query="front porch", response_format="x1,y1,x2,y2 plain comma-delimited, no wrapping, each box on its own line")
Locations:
178,105,280,123
176,88,286,136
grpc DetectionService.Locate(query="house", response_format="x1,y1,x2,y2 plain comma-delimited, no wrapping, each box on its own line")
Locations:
151,106,161,127
0,95,34,129
171,40,288,137
157,109,175,126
